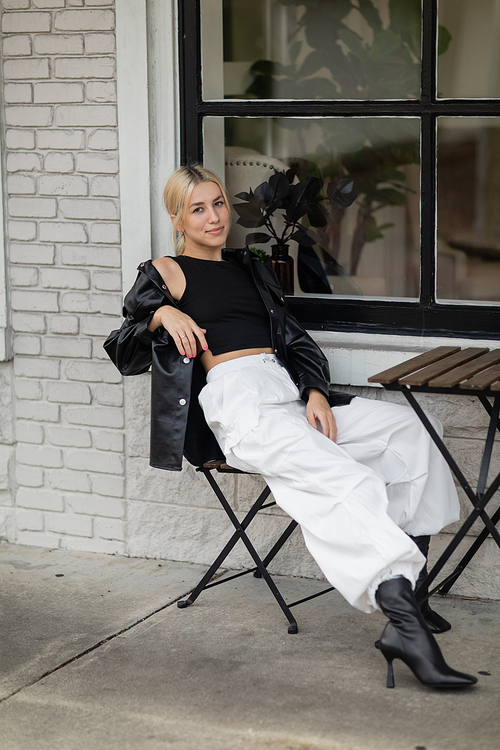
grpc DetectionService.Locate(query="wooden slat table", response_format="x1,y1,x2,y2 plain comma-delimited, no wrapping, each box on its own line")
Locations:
369,346,500,601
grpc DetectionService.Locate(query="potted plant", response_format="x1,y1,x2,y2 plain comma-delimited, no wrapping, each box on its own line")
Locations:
234,170,356,293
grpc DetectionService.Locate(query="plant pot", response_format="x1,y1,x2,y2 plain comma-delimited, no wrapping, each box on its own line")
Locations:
270,244,294,295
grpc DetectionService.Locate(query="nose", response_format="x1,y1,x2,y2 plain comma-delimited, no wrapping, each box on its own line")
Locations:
207,205,220,223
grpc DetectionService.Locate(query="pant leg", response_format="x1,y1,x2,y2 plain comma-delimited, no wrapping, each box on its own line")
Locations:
199,358,425,613
331,396,460,536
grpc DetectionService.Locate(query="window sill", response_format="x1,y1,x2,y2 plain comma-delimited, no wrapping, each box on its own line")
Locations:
310,330,497,387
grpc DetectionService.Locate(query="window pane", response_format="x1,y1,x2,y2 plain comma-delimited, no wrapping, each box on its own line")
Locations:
437,118,500,303
204,116,420,299
202,0,422,101
438,0,500,98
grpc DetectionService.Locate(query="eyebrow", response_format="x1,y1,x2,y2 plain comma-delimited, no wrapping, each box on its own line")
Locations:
189,194,223,209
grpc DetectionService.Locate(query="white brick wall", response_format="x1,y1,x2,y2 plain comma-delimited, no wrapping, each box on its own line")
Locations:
2,0,125,553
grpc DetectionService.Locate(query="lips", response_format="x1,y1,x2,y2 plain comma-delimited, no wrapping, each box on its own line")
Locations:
206,227,224,234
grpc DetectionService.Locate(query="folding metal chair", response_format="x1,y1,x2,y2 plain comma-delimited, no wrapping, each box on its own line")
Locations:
177,461,335,633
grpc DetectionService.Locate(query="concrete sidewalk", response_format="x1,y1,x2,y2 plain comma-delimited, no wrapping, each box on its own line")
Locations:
0,542,498,750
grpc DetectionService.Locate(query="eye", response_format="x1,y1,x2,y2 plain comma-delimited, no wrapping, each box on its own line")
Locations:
193,206,203,213
214,200,224,207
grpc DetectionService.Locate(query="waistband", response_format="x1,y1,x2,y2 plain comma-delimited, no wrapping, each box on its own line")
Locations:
206,353,283,383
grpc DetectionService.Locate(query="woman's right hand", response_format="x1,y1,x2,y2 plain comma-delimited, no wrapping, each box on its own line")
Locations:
148,305,208,358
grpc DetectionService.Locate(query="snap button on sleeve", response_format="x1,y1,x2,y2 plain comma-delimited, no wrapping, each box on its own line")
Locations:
183,357,190,364
179,398,187,406
162,284,167,290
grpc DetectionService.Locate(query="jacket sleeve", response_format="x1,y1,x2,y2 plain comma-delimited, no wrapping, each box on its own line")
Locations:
103,267,171,376
284,310,331,400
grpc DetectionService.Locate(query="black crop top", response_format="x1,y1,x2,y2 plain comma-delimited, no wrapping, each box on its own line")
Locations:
172,255,272,356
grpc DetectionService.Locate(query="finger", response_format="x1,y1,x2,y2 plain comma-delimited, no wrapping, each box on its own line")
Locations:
176,332,188,356
192,326,209,353
182,330,197,358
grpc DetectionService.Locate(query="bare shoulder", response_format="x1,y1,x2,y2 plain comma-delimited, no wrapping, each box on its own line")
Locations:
152,256,185,300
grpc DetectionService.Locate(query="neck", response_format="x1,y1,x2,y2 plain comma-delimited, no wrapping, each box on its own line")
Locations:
183,245,223,261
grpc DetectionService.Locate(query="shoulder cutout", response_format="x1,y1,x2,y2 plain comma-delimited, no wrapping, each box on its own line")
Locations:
152,256,186,301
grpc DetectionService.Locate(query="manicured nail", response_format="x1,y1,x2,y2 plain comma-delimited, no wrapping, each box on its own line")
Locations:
203,345,208,351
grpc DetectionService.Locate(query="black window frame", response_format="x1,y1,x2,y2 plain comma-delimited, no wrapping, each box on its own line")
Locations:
178,0,500,339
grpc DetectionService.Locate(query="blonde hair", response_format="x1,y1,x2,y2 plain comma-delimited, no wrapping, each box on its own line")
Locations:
163,164,231,254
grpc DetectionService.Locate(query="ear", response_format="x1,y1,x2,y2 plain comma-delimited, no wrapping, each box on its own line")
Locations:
171,214,183,233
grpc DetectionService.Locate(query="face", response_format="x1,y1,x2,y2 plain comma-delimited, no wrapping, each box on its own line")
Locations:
174,181,230,253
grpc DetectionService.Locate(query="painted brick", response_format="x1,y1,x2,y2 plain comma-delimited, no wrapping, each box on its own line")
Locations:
65,493,124,518
60,292,93,313
47,427,91,448
60,198,119,220
14,378,43,400
90,175,119,197
16,509,44,531
33,2,66,11
75,152,118,173
4,83,32,104
10,243,55,265
92,339,109,360
55,57,115,80
81,315,120,337
3,1,30,10
10,267,39,287
14,356,60,379
9,197,57,218
92,270,121,291
16,467,45,489
16,530,60,548
88,128,117,149
47,381,91,404
2,12,52,33
13,335,41,356
65,360,121,384
16,421,45,444
61,245,120,267
44,337,92,358
16,400,60,422
67,0,84,5
12,483,51,514
46,512,92,537
44,152,74,172
39,174,88,196
11,312,47,334
92,430,123,452
54,9,115,31
91,473,124,498
5,106,53,127
49,315,79,335
84,32,115,55
5,129,35,150
33,33,83,54
8,221,37,241
11,290,59,312
16,444,63,468
56,105,116,127
65,405,124,428
3,36,31,56
7,175,36,194
86,0,115,5
6,152,42,172
60,536,125,555
34,82,85,104
91,383,123,407
95,517,124,541
47,469,91,493
90,293,122,315
39,222,87,243
4,58,50,80
65,449,123,474
41,268,90,289
37,129,85,150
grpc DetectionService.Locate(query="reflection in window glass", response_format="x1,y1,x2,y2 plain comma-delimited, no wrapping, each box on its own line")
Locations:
438,0,500,99
205,116,421,299
202,0,422,100
437,118,500,303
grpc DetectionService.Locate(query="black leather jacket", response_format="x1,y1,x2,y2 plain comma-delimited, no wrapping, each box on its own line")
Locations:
104,248,351,470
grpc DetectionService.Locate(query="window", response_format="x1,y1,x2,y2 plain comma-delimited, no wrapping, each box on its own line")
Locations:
178,0,500,337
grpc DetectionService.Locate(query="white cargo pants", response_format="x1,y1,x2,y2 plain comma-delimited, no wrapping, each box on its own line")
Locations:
199,354,460,613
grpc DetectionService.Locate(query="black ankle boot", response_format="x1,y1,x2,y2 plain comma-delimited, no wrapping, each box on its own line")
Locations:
411,535,451,633
375,577,477,689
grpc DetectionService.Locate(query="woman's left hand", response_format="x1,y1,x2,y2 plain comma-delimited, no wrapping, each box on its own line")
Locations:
305,389,337,443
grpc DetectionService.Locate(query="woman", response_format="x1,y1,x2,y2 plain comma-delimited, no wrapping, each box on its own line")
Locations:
105,165,477,690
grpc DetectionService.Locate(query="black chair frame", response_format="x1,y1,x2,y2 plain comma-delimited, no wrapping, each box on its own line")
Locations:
177,463,334,633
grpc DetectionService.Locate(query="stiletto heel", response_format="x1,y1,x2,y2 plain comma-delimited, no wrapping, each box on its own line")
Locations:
376,578,477,690
385,658,395,688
